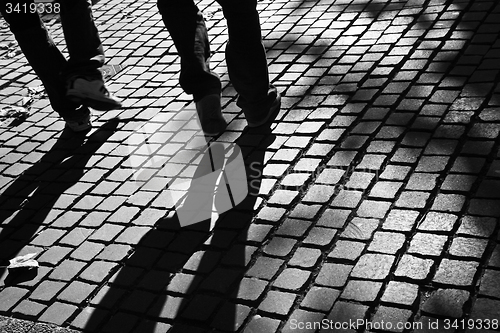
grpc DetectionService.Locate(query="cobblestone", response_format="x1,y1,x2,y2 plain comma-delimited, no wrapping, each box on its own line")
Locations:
262,237,297,257
351,253,396,280
258,290,296,316
282,309,324,333
418,212,458,232
328,241,365,262
341,280,383,302
373,306,412,331
396,191,431,209
448,237,488,259
70,242,105,261
325,302,369,329
433,259,479,286
245,256,284,281
88,224,125,243
31,229,66,247
37,247,72,266
79,261,119,283
12,300,46,319
368,232,405,254
315,263,352,288
273,268,311,291
395,255,434,281
300,287,339,312
49,261,87,282
340,218,379,240
243,315,280,333
470,298,500,321
422,289,469,318
381,281,418,306
1,0,500,331
0,287,29,312
289,247,321,268
38,302,78,326
57,281,96,305
303,227,337,247
408,233,448,257
30,281,66,302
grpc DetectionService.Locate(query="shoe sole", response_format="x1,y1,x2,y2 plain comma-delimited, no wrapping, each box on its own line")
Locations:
202,121,227,136
67,123,92,132
67,90,122,111
65,117,92,132
247,93,281,128
195,94,227,136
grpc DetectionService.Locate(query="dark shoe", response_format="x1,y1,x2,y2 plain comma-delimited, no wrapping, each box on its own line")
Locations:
64,106,92,132
246,89,281,128
195,94,228,136
67,76,122,111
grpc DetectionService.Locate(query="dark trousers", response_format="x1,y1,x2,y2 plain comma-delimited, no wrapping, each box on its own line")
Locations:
157,0,274,117
0,0,104,118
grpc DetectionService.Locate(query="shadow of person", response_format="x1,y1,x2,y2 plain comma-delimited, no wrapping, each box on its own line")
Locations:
81,128,275,333
170,142,228,228
0,118,120,284
170,141,250,229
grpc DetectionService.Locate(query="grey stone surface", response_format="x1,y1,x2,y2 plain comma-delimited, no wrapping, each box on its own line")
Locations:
1,0,500,331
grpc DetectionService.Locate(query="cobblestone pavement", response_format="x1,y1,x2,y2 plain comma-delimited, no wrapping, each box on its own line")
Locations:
1,0,500,332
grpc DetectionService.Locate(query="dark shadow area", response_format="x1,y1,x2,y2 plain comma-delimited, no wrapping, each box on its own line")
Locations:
82,128,274,332
0,119,120,284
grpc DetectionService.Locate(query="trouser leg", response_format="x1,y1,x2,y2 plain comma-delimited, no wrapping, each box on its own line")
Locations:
0,0,79,118
58,0,104,80
216,0,272,113
157,0,221,101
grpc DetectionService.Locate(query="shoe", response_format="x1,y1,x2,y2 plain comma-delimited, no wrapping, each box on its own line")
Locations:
67,76,122,111
64,107,92,132
195,94,228,136
246,90,281,128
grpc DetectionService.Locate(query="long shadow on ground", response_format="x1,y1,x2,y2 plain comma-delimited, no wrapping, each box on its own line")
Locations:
81,128,275,332
0,119,120,286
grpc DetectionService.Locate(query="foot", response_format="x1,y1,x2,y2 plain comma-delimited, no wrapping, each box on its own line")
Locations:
67,76,122,111
64,106,92,132
246,89,281,128
195,94,228,136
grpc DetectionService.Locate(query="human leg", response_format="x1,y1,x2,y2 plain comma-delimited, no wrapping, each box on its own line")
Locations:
0,0,91,130
157,0,226,135
59,0,121,110
157,0,221,100
217,0,280,126
58,0,103,78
